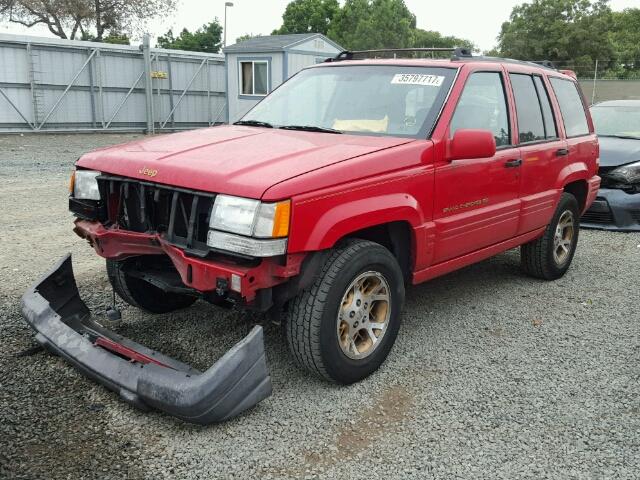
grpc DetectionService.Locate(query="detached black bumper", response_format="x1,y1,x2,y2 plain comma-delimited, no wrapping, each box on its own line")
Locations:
21,254,272,424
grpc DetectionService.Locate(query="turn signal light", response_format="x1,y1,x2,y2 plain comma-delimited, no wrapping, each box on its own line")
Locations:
272,200,291,238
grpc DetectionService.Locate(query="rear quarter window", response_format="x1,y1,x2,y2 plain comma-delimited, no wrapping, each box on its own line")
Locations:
549,78,590,137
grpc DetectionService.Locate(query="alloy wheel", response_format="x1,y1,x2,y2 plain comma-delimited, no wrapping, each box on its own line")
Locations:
336,271,391,360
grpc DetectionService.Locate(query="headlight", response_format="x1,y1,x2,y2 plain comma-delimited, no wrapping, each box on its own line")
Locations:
207,194,291,256
606,160,640,185
72,170,101,200
209,195,260,236
209,195,290,238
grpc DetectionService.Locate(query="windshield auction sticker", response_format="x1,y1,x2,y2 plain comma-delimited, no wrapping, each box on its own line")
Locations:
391,73,445,87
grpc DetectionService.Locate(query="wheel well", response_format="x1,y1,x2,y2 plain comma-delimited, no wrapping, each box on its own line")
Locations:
338,221,413,280
563,180,588,212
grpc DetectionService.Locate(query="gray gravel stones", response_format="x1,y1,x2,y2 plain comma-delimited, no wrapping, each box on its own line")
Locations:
1,133,639,479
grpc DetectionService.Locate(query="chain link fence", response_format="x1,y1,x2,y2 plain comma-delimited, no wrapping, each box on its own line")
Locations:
549,60,640,104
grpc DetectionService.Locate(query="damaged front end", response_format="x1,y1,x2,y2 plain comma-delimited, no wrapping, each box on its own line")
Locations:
21,254,272,424
581,162,640,231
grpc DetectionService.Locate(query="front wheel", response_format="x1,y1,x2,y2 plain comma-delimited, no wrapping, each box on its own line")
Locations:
521,192,580,280
285,240,405,384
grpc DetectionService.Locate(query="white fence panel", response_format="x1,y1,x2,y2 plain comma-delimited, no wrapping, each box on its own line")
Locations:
0,33,227,133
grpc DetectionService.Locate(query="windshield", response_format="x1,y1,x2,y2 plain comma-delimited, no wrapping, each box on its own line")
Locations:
241,65,457,138
590,105,640,139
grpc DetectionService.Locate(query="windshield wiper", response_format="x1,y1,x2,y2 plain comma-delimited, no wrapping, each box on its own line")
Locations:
234,120,274,128
279,125,343,134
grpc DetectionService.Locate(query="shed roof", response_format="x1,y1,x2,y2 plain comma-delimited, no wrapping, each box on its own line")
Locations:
223,33,342,53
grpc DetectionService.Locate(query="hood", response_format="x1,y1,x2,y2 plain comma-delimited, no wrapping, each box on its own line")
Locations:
77,125,413,199
598,135,640,168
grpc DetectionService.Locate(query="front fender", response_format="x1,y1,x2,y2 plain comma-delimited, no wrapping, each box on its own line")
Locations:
291,193,424,252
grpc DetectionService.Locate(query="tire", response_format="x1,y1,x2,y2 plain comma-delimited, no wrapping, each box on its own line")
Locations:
106,258,197,314
285,239,405,384
521,192,580,280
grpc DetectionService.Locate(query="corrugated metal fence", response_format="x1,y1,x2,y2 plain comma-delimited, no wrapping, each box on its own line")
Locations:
0,33,226,133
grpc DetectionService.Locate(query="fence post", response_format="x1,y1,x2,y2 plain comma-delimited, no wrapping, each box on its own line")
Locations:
142,34,155,134
591,59,598,105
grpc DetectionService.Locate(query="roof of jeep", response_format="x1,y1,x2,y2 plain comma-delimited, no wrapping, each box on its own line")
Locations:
310,57,576,80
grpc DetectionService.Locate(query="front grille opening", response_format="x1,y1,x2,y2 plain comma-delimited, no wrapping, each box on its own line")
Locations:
581,211,615,225
97,176,215,255
173,193,194,239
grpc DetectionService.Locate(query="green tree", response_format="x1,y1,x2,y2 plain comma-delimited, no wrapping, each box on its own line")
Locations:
273,0,339,35
81,31,130,45
497,0,615,76
102,32,130,45
327,0,416,50
157,20,223,53
412,29,474,51
235,33,260,43
609,8,640,77
0,0,175,41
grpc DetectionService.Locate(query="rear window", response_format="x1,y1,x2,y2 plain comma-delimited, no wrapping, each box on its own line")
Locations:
549,78,590,137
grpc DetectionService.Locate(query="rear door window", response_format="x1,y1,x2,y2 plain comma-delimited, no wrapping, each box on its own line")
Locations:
450,72,510,147
509,74,545,143
533,76,557,139
549,78,590,137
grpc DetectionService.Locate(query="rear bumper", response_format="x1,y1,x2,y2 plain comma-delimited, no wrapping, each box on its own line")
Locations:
21,254,272,424
581,188,640,232
74,219,304,302
584,176,601,214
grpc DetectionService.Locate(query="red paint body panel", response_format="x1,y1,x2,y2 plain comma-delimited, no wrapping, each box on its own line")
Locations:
73,58,601,300
77,125,412,199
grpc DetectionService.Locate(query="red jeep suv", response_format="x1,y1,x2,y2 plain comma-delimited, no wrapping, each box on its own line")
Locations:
22,49,600,424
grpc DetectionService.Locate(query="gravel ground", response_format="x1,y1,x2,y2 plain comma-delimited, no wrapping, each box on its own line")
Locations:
1,133,638,480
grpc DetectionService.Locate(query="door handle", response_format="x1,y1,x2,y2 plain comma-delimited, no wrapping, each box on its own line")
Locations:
556,148,569,156
504,158,522,168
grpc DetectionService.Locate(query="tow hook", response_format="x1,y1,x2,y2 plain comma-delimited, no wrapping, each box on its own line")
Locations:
216,277,229,296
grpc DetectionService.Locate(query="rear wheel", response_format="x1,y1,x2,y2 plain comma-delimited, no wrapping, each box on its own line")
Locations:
285,239,405,384
521,192,580,280
106,257,197,314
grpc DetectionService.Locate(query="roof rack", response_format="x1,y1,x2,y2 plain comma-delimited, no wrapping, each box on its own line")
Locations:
529,60,557,70
324,49,561,73
325,47,473,62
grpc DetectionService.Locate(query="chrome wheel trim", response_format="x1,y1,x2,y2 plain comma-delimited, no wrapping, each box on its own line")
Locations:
553,210,575,266
336,271,391,360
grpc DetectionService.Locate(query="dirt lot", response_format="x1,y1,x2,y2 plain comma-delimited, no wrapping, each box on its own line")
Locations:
1,133,638,480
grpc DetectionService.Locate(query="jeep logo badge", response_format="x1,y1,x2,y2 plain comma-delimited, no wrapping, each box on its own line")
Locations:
139,167,158,178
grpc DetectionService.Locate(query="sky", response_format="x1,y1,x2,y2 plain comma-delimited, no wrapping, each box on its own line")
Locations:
1,0,638,52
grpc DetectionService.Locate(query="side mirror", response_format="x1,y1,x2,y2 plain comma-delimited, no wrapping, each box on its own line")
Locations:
449,129,497,161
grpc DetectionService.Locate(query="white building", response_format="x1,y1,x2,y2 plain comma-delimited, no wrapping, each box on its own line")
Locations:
223,33,343,122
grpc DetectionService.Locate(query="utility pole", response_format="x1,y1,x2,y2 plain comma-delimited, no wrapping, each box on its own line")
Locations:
224,2,234,48
142,34,155,134
591,59,598,105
